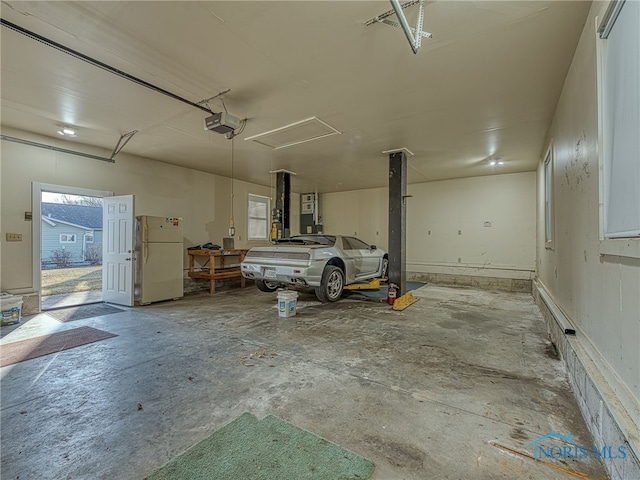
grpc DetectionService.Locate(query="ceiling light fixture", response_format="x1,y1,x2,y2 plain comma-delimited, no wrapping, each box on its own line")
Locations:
489,159,504,166
57,127,77,137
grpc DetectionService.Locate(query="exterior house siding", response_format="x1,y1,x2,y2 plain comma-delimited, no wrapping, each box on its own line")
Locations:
41,219,96,266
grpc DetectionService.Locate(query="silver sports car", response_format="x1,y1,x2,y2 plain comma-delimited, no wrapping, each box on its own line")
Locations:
241,234,388,302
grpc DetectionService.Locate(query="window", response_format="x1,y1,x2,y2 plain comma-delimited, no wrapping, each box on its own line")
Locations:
544,147,554,247
84,233,94,243
60,233,76,243
343,237,370,250
600,0,640,238
275,235,336,246
248,194,269,240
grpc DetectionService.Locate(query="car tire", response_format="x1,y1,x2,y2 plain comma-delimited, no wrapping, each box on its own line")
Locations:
381,257,389,278
315,265,344,302
255,279,279,292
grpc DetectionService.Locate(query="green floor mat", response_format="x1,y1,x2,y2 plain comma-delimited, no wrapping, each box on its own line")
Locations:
146,413,374,480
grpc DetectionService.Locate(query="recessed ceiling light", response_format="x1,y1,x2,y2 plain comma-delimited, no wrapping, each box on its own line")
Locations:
57,127,77,137
489,159,504,166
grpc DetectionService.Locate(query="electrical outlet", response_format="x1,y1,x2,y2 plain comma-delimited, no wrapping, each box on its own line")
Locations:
458,230,462,235
458,257,462,263
484,221,492,227
6,233,22,242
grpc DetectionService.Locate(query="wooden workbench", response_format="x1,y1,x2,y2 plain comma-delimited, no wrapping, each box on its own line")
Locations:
187,249,248,294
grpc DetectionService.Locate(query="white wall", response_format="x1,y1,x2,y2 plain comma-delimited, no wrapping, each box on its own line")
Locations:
321,172,536,281
321,187,388,249
0,127,295,291
536,1,639,465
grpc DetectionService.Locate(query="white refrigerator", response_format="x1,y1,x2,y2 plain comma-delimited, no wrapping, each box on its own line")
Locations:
135,216,184,305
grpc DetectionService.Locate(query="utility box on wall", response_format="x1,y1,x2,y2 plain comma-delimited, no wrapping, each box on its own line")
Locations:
300,193,322,234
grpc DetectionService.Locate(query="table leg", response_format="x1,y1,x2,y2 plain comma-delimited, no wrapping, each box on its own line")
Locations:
209,253,215,295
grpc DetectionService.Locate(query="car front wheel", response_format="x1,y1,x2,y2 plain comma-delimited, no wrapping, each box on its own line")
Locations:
315,266,344,302
255,279,279,292
381,257,389,278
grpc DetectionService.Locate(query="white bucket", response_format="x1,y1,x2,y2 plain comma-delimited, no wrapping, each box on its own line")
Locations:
277,290,298,317
0,293,23,326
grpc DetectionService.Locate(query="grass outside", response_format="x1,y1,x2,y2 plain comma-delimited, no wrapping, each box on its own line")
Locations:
41,266,102,296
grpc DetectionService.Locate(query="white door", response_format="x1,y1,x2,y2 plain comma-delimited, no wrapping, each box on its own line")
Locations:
103,195,135,306
343,237,379,277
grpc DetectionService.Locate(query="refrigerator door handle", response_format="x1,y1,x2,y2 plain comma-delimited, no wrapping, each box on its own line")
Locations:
143,242,148,264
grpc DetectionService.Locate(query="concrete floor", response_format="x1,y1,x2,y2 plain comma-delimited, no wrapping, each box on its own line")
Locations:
41,290,103,310
1,285,608,479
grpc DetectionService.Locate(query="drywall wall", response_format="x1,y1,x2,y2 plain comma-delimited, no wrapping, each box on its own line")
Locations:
321,187,389,250
321,172,536,283
0,127,296,291
536,2,639,476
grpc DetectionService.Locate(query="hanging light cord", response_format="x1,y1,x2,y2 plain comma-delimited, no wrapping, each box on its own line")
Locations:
230,136,235,228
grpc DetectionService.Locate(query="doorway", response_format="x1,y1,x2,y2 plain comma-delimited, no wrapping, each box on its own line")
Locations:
32,183,112,311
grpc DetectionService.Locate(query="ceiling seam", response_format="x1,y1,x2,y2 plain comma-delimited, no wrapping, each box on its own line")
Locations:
0,18,213,115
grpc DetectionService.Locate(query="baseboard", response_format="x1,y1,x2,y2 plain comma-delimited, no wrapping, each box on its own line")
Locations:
408,271,532,292
533,281,640,480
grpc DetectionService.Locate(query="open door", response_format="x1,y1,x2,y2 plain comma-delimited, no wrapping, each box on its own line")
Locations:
103,195,135,306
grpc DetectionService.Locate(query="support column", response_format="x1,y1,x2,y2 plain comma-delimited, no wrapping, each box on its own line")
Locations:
388,151,407,296
274,171,291,239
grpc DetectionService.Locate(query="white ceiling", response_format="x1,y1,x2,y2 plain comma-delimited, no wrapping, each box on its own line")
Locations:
0,1,590,193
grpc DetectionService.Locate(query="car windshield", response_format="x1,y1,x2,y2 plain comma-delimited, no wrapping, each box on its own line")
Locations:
275,235,336,246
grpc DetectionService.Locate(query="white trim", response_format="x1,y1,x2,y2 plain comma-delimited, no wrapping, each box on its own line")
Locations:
594,14,640,259
597,1,640,239
59,233,77,244
543,143,554,250
244,117,341,150
247,194,270,241
599,238,640,258
407,262,534,280
407,260,534,272
41,216,95,231
32,182,112,311
534,280,640,474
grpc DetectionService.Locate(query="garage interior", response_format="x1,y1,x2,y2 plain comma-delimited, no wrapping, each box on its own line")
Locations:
1,2,638,480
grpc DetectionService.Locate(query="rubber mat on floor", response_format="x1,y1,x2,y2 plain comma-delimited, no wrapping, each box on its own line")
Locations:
145,412,375,480
47,303,124,322
0,326,117,367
